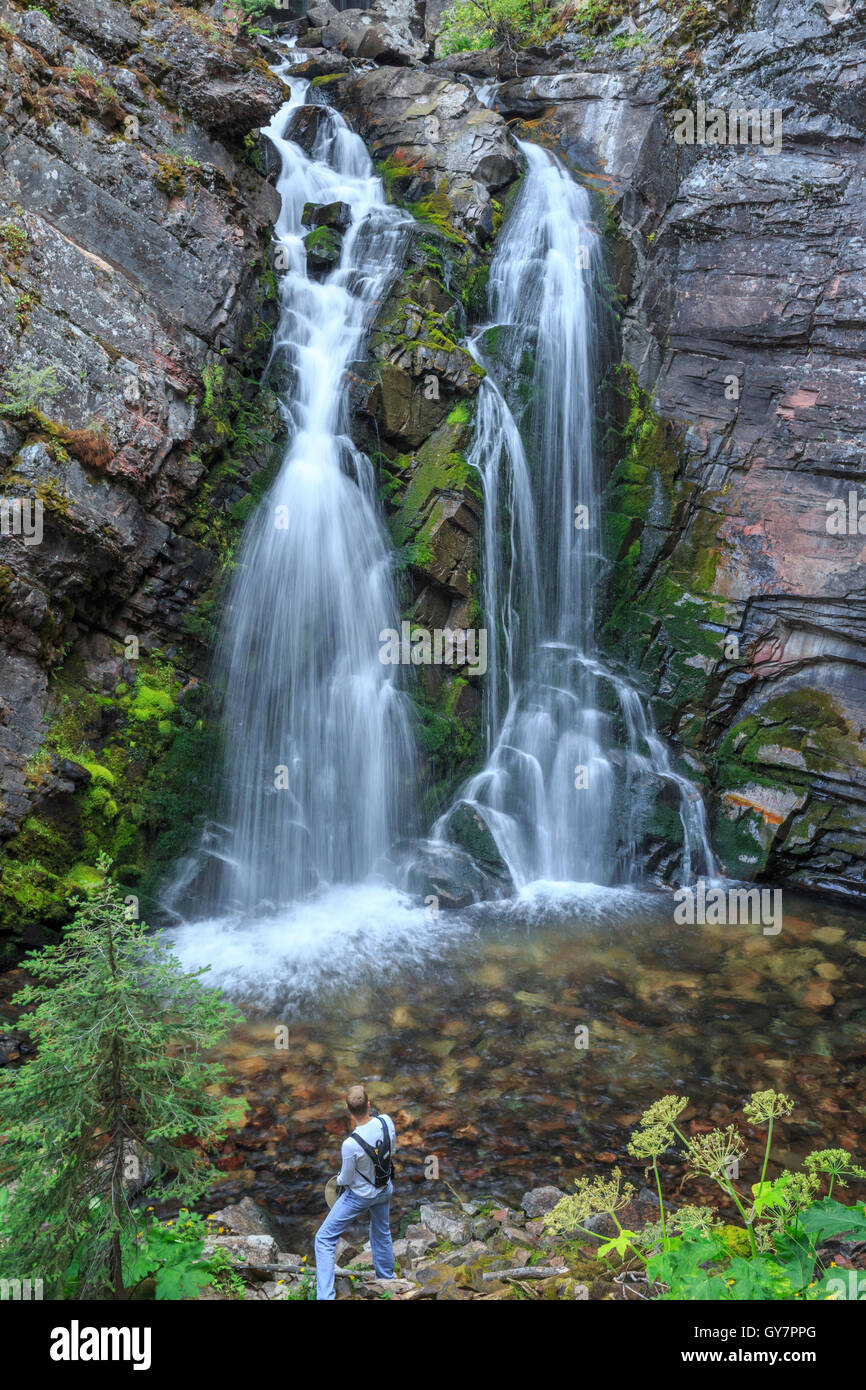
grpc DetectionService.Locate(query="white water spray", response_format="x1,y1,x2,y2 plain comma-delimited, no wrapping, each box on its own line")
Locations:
437,142,715,888
190,73,417,917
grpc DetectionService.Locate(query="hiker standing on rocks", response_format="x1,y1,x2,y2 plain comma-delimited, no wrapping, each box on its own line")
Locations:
314,1084,397,1301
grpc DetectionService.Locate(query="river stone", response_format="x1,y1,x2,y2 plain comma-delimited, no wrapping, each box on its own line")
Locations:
419,1202,472,1244
355,1276,422,1299
205,1195,284,1244
393,1232,437,1259
304,225,343,272
302,200,352,231
202,1234,279,1276
521,1186,565,1219
438,801,513,890
403,840,500,908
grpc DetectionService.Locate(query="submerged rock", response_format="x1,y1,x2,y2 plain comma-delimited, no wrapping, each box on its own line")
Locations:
438,801,513,890
401,837,510,908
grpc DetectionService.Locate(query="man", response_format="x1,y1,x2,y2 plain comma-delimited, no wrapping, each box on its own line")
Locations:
314,1084,397,1301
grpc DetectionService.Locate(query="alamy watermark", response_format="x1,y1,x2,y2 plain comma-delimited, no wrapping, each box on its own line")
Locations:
0,496,42,545
673,880,782,935
379,621,487,676
0,1277,43,1300
826,490,866,535
673,100,783,154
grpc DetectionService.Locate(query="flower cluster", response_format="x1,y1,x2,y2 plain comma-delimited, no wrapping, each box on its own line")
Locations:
543,1168,636,1236
686,1125,747,1181
804,1148,866,1189
743,1090,794,1124
627,1094,688,1162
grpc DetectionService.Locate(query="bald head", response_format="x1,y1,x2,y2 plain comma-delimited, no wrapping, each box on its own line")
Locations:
346,1084,369,1118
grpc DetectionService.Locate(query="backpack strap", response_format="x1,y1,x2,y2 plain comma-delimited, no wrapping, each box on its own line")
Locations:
378,1116,391,1161
350,1130,378,1162
350,1119,392,1173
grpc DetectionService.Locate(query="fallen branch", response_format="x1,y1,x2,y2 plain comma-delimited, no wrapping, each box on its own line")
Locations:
482,1266,560,1281
251,1263,380,1279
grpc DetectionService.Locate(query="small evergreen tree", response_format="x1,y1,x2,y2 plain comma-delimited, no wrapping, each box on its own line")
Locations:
440,0,554,57
0,861,243,1298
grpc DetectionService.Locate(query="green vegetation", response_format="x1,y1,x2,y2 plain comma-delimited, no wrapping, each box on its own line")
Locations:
545,1090,866,1300
0,362,62,417
153,151,187,198
0,864,243,1299
0,220,28,262
440,0,554,54
611,28,645,49
0,654,218,957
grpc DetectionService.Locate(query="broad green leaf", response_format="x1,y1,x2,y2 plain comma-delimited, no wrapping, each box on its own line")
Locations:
798,1199,866,1243
597,1229,640,1259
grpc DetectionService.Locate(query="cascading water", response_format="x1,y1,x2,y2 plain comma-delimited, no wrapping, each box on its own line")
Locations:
436,141,715,890
173,65,419,927
168,64,714,1007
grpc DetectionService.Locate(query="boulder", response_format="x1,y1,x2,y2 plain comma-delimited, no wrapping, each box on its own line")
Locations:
303,224,343,273
314,1,429,66
301,200,353,231
521,1186,566,1219
437,801,513,891
201,1234,279,1277
205,1196,284,1244
327,67,519,245
418,1201,472,1244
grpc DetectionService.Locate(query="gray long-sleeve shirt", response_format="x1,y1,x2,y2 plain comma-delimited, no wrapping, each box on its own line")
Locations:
337,1114,396,1199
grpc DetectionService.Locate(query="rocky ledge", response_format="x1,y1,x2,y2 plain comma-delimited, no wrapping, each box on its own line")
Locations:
193,1185,657,1301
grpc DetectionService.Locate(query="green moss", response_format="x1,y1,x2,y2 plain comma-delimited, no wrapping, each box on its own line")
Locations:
304,224,340,258
461,263,489,320
153,151,187,198
130,684,176,722
64,863,104,893
388,420,470,547
0,655,219,951
78,761,115,786
599,364,733,724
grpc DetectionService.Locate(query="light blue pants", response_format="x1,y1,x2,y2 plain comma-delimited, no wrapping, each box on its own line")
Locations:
314,1183,395,1300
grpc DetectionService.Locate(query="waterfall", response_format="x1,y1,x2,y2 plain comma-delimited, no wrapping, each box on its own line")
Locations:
195,72,417,917
167,65,715,999
437,141,715,889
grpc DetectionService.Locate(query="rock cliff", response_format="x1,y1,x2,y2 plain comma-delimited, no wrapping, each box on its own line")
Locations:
486,0,866,893
1,0,865,954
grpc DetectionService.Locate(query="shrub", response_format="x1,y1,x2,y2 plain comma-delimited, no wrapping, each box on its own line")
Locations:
440,0,554,55
0,862,244,1298
544,1090,866,1300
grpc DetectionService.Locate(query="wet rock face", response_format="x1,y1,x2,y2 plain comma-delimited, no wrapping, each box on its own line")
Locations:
305,0,430,66
0,0,286,847
325,64,520,246
492,0,866,894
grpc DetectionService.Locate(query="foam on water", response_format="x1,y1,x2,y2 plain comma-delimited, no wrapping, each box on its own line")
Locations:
169,881,471,1013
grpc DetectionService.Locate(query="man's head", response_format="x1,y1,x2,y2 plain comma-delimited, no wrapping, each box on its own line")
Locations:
346,1084,370,1120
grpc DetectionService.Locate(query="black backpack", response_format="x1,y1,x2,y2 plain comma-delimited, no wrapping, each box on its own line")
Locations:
350,1117,393,1188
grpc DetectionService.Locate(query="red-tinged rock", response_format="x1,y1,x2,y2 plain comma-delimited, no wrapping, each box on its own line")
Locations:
232,1055,270,1077
217,1153,246,1172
